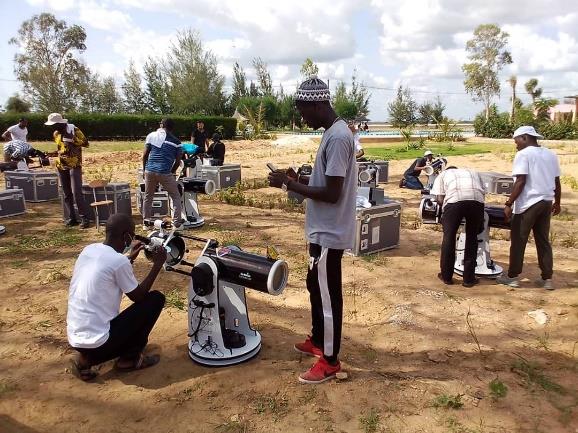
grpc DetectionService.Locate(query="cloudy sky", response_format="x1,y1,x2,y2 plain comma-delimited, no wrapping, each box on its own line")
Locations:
1,0,577,120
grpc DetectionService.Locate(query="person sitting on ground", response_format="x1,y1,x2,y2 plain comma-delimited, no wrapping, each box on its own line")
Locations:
142,118,183,228
399,150,434,189
67,213,167,381
2,117,28,142
206,133,226,166
348,122,365,160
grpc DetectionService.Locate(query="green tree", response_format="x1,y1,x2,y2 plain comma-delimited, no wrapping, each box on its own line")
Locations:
418,101,433,125
534,98,558,122
4,94,31,112
431,96,446,122
524,78,542,104
350,70,370,118
97,76,122,114
462,24,512,120
143,58,171,114
252,57,273,96
231,61,248,109
300,58,319,79
388,86,417,127
10,13,90,112
507,75,517,120
164,30,226,115
122,60,146,113
249,81,259,97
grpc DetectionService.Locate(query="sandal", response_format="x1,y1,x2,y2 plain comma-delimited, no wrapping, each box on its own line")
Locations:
115,353,160,372
71,358,98,381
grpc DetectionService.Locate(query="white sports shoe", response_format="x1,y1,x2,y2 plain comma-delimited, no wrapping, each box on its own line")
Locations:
496,275,520,288
536,279,554,291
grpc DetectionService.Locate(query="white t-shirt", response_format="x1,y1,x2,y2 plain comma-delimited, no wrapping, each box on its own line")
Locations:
431,169,485,208
67,243,138,348
511,146,560,214
7,124,28,142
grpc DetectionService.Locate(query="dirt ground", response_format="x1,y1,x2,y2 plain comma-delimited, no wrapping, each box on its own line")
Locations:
1,138,577,433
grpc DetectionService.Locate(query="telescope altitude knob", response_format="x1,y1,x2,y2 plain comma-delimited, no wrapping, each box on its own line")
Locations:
191,263,214,296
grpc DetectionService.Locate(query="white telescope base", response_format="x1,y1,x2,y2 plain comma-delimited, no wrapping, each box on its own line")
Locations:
188,332,262,367
453,229,503,278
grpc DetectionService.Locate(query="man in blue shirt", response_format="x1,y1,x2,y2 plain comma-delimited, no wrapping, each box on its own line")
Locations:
142,119,183,226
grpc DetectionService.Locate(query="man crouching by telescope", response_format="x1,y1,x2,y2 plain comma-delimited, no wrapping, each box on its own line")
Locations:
67,214,167,381
269,77,356,384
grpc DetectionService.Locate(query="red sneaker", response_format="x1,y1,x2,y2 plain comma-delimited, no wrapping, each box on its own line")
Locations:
298,357,341,384
294,336,322,358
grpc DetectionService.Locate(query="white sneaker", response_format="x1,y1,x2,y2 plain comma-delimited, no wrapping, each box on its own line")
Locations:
496,275,520,288
536,279,554,290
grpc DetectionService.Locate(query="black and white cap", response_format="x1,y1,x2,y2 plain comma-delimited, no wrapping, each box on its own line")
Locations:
295,76,331,102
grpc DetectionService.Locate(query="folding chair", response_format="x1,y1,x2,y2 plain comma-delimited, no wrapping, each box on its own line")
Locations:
88,180,113,231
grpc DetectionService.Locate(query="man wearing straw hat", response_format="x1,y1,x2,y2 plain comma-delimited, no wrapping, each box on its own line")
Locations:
45,113,91,229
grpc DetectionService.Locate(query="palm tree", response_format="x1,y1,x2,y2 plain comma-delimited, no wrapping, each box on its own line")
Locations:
525,78,543,104
507,75,517,121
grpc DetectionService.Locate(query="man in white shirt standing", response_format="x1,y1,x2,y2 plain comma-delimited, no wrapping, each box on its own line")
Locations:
67,214,167,381
2,117,28,142
431,167,486,287
497,126,561,290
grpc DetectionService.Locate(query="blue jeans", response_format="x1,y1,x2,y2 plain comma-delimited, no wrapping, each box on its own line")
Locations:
403,173,423,190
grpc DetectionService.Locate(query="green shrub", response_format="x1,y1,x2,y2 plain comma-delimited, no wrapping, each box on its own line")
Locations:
0,113,237,140
473,111,512,138
538,121,576,140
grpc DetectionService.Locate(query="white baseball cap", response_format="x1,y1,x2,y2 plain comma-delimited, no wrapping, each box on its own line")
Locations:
513,125,543,139
424,150,433,156
44,113,68,125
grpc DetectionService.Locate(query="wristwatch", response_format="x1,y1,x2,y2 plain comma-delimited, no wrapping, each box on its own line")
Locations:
282,180,291,192
504,200,513,207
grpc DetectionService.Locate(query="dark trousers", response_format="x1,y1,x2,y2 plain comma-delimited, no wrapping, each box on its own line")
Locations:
508,200,553,280
59,167,89,220
307,243,344,364
440,201,485,283
403,173,424,190
75,291,165,366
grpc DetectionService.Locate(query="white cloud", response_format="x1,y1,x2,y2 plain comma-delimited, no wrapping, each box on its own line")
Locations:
110,0,361,64
205,38,252,61
26,0,75,11
77,1,133,32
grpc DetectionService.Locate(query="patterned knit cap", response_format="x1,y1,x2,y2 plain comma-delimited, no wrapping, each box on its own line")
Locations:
294,76,331,102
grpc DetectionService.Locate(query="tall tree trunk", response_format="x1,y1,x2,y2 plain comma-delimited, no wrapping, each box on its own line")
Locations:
510,85,516,121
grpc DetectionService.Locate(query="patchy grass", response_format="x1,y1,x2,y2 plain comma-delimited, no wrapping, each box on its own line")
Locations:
560,233,577,248
32,140,143,154
165,288,186,311
489,378,508,400
511,358,565,394
250,392,289,421
365,142,511,161
359,408,381,433
0,380,17,396
431,393,464,409
0,228,83,255
561,175,578,191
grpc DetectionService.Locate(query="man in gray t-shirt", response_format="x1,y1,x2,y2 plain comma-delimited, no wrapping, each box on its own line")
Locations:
269,77,356,384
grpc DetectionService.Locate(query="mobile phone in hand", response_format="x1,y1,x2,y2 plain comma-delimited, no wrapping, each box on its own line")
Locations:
266,163,277,172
